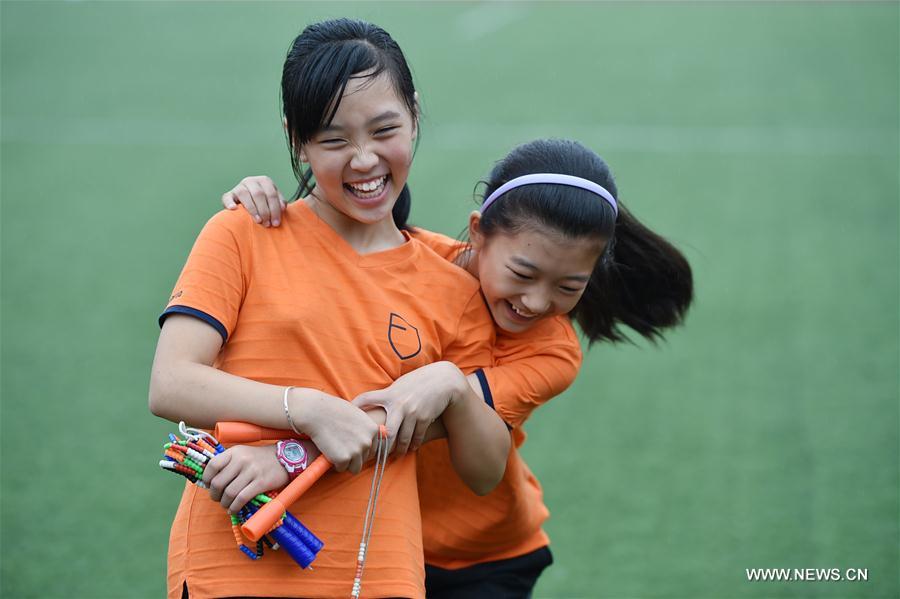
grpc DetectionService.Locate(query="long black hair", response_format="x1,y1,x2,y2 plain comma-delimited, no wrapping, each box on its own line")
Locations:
281,18,416,227
477,139,693,344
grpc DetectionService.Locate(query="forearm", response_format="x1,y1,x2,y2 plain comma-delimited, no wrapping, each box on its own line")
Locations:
149,358,319,431
441,385,510,495
151,313,388,476
416,373,481,442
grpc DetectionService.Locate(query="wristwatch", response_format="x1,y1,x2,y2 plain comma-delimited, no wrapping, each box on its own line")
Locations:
276,439,308,480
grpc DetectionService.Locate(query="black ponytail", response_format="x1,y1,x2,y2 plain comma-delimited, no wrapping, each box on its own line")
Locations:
392,184,412,230
570,203,693,344
480,139,693,345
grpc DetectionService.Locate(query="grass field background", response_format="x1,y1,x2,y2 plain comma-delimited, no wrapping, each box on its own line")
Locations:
2,2,897,597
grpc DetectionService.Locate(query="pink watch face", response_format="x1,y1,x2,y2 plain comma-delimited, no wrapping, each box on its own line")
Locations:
282,442,306,466
279,441,307,472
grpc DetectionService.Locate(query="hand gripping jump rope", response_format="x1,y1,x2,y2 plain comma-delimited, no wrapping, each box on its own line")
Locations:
159,421,389,598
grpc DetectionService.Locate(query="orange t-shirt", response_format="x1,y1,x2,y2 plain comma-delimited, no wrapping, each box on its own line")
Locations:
159,204,494,599
409,228,583,569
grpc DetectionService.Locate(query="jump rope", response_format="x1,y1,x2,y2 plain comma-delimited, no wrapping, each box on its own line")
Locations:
159,421,390,598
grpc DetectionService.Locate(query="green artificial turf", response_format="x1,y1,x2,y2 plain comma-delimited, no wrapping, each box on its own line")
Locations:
2,2,896,597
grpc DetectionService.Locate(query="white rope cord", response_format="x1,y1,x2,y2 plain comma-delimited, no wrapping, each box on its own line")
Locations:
178,421,220,447
351,431,390,598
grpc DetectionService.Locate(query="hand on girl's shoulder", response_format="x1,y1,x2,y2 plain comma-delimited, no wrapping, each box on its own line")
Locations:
221,175,287,228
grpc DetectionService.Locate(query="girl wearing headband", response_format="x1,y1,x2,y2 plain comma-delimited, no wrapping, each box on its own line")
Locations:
219,138,693,595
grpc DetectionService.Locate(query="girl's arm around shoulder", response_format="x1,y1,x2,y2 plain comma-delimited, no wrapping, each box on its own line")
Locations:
437,287,509,494
439,365,510,495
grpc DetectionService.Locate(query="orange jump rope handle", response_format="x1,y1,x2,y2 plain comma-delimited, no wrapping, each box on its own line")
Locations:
213,422,331,541
214,421,304,444
241,454,332,542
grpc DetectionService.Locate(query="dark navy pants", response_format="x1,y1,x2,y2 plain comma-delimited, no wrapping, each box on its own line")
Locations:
425,546,553,599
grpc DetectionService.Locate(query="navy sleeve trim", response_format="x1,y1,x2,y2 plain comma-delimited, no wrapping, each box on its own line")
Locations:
474,368,494,409
474,368,512,431
159,306,228,343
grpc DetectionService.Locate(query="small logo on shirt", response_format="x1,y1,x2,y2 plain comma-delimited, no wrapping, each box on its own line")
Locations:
169,290,183,302
388,313,421,360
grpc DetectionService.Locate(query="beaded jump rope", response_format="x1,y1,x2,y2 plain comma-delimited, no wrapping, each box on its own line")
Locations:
352,425,390,599
159,422,324,568
161,421,392,598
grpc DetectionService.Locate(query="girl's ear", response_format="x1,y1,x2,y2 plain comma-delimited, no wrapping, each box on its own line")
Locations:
468,211,484,250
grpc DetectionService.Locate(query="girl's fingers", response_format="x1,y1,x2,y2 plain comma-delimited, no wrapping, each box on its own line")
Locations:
331,456,349,473
243,180,271,226
259,178,285,227
208,461,241,503
234,185,262,224
409,419,431,452
394,417,416,455
203,450,231,488
348,453,363,475
383,405,405,452
223,470,257,514
222,192,239,210
352,390,387,411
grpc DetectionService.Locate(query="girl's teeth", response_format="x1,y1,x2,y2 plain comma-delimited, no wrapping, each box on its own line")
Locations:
348,176,386,192
510,303,532,318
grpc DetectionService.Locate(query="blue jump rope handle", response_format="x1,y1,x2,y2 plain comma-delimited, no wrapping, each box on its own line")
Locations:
244,503,323,568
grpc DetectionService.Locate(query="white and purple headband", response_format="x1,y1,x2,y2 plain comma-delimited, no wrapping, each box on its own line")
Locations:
481,173,618,217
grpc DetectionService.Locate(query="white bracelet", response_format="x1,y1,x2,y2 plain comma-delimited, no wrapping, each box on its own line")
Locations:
283,386,301,435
